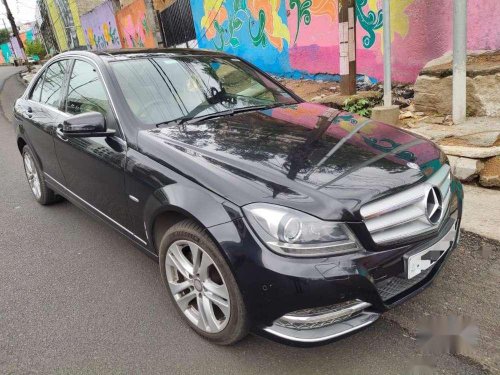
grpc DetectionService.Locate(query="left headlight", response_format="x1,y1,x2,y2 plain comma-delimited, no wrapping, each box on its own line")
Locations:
243,203,361,257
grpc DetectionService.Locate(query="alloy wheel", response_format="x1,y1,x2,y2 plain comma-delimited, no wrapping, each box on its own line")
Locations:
165,240,230,333
23,152,41,199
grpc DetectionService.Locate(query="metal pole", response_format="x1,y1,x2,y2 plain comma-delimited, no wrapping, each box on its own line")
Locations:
383,0,392,107
453,0,467,124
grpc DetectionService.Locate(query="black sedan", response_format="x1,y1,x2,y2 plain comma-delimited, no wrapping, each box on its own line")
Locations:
14,49,463,345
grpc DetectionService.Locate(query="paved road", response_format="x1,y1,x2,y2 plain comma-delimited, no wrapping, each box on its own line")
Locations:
0,66,491,375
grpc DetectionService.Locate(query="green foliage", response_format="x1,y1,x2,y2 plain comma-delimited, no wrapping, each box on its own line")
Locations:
0,28,10,45
25,40,46,59
343,97,373,117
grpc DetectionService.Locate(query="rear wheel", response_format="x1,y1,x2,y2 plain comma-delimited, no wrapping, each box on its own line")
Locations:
159,219,249,345
22,145,60,205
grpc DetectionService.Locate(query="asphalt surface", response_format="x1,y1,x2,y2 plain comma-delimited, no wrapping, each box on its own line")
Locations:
0,66,493,374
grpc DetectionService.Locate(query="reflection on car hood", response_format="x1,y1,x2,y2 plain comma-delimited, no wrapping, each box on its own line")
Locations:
138,103,444,221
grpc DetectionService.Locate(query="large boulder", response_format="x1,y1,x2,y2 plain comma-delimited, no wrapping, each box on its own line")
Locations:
479,156,500,187
448,156,484,181
414,51,500,117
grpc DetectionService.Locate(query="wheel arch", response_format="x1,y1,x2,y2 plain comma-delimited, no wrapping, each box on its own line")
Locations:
17,136,27,154
145,184,241,257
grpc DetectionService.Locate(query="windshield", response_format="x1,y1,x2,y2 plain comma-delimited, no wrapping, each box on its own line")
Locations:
110,56,297,125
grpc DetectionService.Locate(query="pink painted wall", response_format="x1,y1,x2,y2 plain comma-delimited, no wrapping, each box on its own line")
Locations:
357,0,500,82
193,0,500,83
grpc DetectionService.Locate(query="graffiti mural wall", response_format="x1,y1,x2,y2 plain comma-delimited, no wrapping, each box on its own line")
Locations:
190,0,500,82
116,0,157,48
0,30,34,63
81,1,122,50
191,0,291,75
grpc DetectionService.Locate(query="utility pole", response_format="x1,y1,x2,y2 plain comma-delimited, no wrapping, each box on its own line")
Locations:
382,0,392,107
1,0,25,57
371,0,400,125
339,0,356,95
453,0,467,124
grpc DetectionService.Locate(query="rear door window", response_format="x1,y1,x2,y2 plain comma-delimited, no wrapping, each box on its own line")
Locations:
29,73,45,102
40,60,68,109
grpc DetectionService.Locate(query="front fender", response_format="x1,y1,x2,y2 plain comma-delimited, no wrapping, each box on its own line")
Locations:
143,183,242,251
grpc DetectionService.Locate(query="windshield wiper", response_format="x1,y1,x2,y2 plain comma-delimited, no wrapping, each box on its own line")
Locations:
156,103,288,128
187,103,287,124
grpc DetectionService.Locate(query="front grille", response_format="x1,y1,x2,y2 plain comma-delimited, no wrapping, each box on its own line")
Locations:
360,164,452,245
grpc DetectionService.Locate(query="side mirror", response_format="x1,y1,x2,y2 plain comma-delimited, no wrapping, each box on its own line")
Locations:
60,112,115,137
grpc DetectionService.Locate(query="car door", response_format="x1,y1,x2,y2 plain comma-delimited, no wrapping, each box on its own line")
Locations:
54,58,130,232
15,60,68,183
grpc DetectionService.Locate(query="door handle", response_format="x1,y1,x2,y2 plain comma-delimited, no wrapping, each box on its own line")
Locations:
56,125,68,142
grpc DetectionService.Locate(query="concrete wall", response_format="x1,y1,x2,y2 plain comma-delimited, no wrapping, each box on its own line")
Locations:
81,1,122,49
190,0,500,83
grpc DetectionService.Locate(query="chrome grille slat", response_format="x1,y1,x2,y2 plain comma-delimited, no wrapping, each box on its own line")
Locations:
361,165,452,245
367,205,426,233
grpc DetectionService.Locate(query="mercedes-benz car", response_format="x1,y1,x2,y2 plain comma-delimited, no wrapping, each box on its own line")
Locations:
14,49,463,345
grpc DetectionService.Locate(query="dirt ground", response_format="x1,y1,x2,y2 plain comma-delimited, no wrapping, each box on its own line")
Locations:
279,78,340,101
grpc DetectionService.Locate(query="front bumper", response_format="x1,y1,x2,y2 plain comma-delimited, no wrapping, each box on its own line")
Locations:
208,189,462,344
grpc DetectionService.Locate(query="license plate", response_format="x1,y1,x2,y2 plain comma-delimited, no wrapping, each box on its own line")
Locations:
404,221,457,279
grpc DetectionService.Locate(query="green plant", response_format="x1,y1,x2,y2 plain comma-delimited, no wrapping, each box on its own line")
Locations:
343,97,372,117
0,28,9,45
25,40,46,59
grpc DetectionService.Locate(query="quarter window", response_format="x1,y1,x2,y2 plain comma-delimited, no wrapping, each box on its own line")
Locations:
65,60,111,117
39,60,67,108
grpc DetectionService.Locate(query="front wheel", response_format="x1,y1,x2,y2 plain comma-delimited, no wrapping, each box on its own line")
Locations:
159,219,249,345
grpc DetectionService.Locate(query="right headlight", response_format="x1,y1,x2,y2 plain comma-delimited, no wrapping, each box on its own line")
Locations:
243,203,361,257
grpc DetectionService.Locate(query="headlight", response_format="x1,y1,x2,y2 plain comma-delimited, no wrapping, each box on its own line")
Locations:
243,203,361,257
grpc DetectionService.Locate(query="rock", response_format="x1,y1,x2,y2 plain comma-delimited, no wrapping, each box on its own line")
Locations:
414,75,482,116
448,155,459,169
479,156,500,187
441,145,500,158
371,105,400,126
422,51,453,71
414,51,500,117
312,91,382,109
399,111,415,119
472,74,500,117
459,132,500,147
450,157,484,181
428,116,445,124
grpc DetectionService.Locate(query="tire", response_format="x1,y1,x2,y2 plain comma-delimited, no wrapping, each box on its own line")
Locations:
22,145,60,205
159,219,249,345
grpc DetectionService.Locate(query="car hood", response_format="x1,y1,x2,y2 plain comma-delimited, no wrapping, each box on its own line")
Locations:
137,103,445,221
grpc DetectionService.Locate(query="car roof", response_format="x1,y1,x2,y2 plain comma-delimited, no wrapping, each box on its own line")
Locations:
57,48,234,62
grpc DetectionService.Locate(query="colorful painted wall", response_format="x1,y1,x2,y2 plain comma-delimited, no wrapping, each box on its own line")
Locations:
81,1,122,50
116,0,157,48
191,0,500,82
0,30,35,63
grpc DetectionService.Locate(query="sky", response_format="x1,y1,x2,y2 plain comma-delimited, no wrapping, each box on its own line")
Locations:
0,0,36,28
